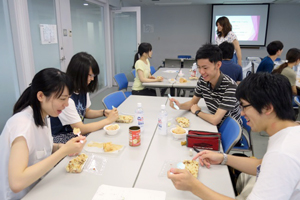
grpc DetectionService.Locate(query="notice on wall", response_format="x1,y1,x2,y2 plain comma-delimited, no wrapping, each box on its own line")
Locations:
39,24,58,44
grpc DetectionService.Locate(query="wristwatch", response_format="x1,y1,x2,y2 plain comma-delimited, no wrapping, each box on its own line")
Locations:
195,110,201,116
221,153,228,165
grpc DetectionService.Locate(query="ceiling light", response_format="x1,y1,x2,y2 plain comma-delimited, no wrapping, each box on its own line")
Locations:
154,2,192,5
83,3,89,6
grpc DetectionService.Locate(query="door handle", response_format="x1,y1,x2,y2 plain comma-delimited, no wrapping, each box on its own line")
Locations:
60,56,66,61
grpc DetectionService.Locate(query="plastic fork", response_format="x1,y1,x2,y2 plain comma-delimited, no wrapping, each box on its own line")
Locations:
74,130,83,143
168,94,179,110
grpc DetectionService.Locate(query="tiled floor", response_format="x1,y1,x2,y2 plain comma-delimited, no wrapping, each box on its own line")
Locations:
88,86,270,159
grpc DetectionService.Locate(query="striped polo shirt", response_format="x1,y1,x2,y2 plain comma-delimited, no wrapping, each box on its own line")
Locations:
194,73,242,128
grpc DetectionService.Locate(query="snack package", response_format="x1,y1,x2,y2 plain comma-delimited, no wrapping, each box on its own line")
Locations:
116,115,133,123
66,153,88,173
183,160,199,178
176,117,190,128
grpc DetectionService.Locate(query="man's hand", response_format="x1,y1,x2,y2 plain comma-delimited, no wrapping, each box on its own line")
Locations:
193,150,224,168
191,104,201,114
167,168,198,191
169,98,181,109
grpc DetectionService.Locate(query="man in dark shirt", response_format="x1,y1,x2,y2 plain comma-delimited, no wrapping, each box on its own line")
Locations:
169,44,242,129
256,41,284,73
219,41,243,84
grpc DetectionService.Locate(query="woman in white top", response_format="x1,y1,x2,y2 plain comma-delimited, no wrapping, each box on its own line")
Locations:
216,16,242,67
0,68,86,200
132,42,163,96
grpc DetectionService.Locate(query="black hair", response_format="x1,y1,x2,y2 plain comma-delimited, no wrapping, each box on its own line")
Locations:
216,16,232,37
67,52,100,93
219,41,234,59
272,48,300,74
13,68,74,127
236,73,294,121
195,44,222,64
267,40,284,56
132,43,152,69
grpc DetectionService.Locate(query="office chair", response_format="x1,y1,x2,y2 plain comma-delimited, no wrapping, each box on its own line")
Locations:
114,73,132,98
219,116,242,154
102,91,126,109
232,116,253,156
132,69,136,78
177,55,192,59
150,66,156,75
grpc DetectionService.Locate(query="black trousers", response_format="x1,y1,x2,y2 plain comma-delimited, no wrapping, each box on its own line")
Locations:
132,88,157,96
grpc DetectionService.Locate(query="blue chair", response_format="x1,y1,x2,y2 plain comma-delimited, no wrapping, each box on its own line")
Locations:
102,91,126,109
114,73,132,98
150,66,156,75
178,55,192,59
232,116,253,156
219,116,242,154
132,69,136,78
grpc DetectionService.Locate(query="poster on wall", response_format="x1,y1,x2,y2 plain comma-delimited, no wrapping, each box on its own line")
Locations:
39,24,58,44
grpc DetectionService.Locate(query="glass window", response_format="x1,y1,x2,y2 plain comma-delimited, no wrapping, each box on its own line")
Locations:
70,0,107,89
0,0,19,131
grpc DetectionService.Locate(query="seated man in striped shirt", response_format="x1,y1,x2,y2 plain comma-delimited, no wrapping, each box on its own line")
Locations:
170,44,242,130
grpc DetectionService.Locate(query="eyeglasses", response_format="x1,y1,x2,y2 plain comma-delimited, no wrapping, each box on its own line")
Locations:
239,104,252,111
88,74,96,78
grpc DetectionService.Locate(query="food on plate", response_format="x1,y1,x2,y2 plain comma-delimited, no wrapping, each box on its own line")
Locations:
116,115,133,123
66,153,88,173
172,126,186,134
87,141,124,153
181,141,187,146
105,124,119,130
183,160,199,178
179,77,187,83
176,117,190,128
103,142,123,152
87,141,104,148
73,127,81,135
189,76,198,80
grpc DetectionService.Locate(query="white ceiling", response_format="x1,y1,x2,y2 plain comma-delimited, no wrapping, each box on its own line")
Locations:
120,0,300,6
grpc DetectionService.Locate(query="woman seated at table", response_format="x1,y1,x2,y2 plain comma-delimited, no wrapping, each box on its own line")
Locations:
50,52,119,144
0,68,86,200
272,48,300,106
132,42,163,96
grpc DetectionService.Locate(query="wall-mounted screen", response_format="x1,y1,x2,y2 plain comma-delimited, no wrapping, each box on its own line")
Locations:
210,4,270,47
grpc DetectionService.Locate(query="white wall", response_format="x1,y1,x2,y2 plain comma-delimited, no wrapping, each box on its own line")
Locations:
141,4,300,69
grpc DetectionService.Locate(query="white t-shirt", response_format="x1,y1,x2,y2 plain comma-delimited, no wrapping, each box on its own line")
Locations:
0,106,53,200
216,31,237,45
248,126,300,200
58,93,91,126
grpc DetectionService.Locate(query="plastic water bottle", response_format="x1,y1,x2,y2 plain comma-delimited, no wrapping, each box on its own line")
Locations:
135,103,144,132
158,105,168,135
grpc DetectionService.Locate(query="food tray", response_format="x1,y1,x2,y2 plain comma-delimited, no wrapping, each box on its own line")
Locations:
66,153,88,173
84,141,125,155
83,153,107,175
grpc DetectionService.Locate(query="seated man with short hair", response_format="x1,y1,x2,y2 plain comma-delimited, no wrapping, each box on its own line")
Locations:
219,41,243,84
256,40,284,73
168,73,300,200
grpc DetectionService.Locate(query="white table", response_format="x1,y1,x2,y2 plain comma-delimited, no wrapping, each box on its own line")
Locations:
22,96,167,200
134,98,235,199
22,96,234,200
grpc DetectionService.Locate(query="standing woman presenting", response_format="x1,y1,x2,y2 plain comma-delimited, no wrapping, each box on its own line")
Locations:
132,42,163,96
0,68,86,200
216,16,242,67
51,52,119,143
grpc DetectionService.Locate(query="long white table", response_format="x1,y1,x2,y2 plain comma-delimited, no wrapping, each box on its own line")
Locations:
134,98,235,199
22,96,234,200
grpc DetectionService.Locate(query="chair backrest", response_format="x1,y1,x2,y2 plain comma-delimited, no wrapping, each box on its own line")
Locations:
102,91,126,109
114,73,128,91
132,69,136,78
150,66,156,75
219,116,242,154
241,116,251,136
178,55,192,59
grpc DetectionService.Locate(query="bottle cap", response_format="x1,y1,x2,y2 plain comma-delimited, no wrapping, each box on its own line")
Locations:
137,103,142,107
161,105,166,109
